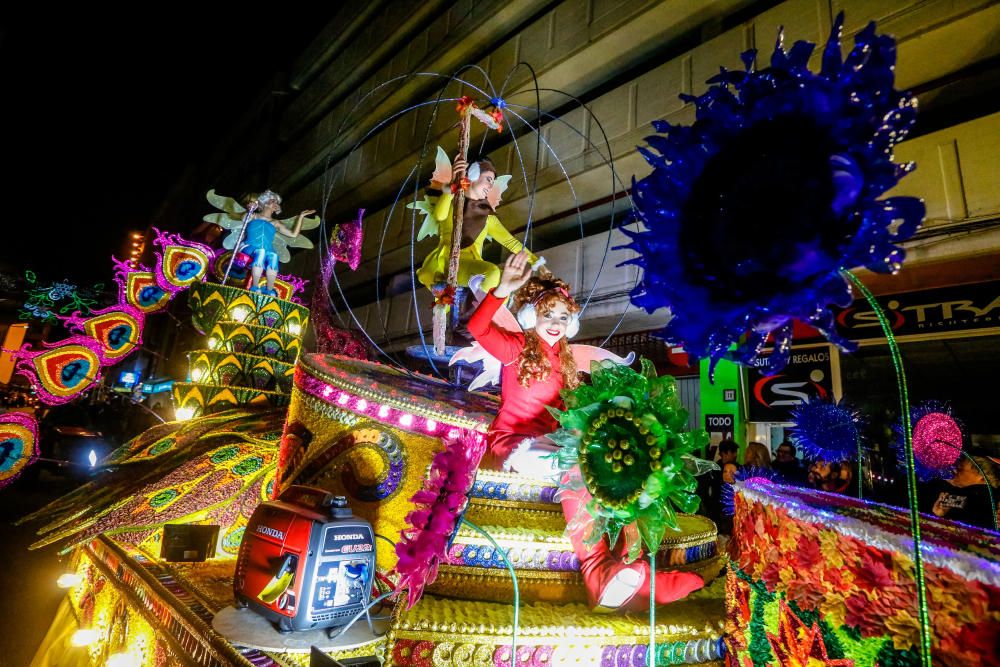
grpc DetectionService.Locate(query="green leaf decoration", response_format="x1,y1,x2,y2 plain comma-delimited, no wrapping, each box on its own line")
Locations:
550,358,715,556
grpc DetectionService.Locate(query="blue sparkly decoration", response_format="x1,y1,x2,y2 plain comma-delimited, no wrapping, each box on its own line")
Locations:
788,398,866,462
722,466,781,517
622,13,924,376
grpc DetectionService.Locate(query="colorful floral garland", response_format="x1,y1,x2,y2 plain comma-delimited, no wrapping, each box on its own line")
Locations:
727,481,1000,665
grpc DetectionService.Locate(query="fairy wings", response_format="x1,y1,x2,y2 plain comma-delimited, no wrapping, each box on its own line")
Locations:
449,276,635,391
203,189,321,263
407,146,513,241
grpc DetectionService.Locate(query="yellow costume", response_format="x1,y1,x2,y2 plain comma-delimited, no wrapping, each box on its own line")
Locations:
415,192,538,291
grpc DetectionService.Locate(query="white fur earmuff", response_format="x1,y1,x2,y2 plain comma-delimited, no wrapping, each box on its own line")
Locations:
567,315,580,339
516,303,537,330
467,161,481,182
517,303,580,339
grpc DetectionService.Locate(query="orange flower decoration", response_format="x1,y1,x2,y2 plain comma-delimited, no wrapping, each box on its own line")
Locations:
767,600,854,666
490,109,504,132
456,96,476,114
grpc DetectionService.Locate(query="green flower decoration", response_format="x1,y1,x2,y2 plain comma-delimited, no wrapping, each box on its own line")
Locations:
548,358,714,561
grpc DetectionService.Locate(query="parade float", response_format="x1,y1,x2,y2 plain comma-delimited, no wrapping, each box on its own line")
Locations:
7,11,999,667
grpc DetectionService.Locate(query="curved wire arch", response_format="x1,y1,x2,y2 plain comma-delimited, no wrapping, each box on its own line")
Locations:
313,66,640,376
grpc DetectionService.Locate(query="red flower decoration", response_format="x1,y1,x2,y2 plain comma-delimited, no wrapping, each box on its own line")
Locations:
393,639,416,666
490,109,504,132
456,96,476,114
854,549,895,593
795,534,824,571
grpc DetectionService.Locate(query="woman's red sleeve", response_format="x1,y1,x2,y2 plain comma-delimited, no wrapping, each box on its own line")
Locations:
467,291,523,364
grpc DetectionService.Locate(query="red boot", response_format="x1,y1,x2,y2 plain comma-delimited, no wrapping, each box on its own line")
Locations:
561,486,705,611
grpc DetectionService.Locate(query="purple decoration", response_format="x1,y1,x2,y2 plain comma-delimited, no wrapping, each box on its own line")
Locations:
622,13,923,376
630,645,647,667
60,302,146,365
529,646,553,667
894,401,965,481
788,398,866,462
722,466,781,517
329,208,364,272
914,413,962,470
615,645,631,667
0,412,40,489
277,274,309,303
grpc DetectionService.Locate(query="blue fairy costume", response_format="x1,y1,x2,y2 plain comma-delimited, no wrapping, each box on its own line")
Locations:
243,218,280,272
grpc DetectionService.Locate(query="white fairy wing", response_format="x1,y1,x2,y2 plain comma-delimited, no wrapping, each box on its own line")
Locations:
449,342,502,390
467,275,520,333
485,174,512,211
430,146,453,190
570,345,636,374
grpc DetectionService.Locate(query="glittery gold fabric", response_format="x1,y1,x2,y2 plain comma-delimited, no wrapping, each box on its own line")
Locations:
279,385,445,572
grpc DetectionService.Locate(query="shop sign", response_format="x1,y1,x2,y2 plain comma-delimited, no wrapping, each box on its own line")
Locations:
748,348,833,422
832,281,1000,341
705,413,734,439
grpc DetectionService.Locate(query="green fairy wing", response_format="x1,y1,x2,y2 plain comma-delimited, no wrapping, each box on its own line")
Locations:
406,195,440,241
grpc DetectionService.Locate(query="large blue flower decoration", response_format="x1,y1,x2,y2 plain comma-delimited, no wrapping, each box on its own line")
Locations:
622,13,924,375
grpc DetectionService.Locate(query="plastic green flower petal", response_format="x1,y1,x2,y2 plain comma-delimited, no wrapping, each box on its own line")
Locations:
550,358,714,556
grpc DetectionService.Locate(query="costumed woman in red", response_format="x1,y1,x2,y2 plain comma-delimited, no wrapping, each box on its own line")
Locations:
467,251,704,611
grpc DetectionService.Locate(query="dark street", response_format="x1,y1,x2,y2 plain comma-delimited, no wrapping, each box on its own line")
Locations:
0,472,80,666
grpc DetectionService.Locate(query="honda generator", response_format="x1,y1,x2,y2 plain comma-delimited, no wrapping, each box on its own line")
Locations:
235,486,376,634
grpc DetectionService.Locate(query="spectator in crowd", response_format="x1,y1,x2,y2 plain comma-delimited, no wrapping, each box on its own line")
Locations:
923,454,998,530
744,441,772,468
702,439,740,533
807,460,855,494
773,440,806,485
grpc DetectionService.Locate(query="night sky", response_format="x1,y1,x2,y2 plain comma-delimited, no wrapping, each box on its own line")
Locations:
2,10,335,284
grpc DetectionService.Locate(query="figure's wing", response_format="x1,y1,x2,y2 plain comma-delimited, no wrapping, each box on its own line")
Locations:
485,174,512,211
570,345,636,374
279,213,321,232
430,146,452,190
283,233,315,250
450,342,501,391
406,195,439,241
270,235,292,263
205,189,246,218
205,190,247,250
204,213,246,229
466,275,521,334
492,299,521,334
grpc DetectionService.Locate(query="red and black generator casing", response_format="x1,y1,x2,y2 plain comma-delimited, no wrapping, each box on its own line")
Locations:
234,485,375,633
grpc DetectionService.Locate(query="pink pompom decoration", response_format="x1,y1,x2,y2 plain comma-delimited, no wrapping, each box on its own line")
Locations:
912,412,962,472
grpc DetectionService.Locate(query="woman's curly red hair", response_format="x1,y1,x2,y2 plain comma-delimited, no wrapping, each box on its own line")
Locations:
511,277,581,389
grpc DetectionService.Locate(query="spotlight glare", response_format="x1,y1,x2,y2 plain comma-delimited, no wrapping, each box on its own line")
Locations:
57,573,83,588
70,629,99,647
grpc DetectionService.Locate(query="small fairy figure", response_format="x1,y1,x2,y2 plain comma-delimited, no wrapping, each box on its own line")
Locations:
204,189,320,296
240,191,316,295
410,148,545,293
